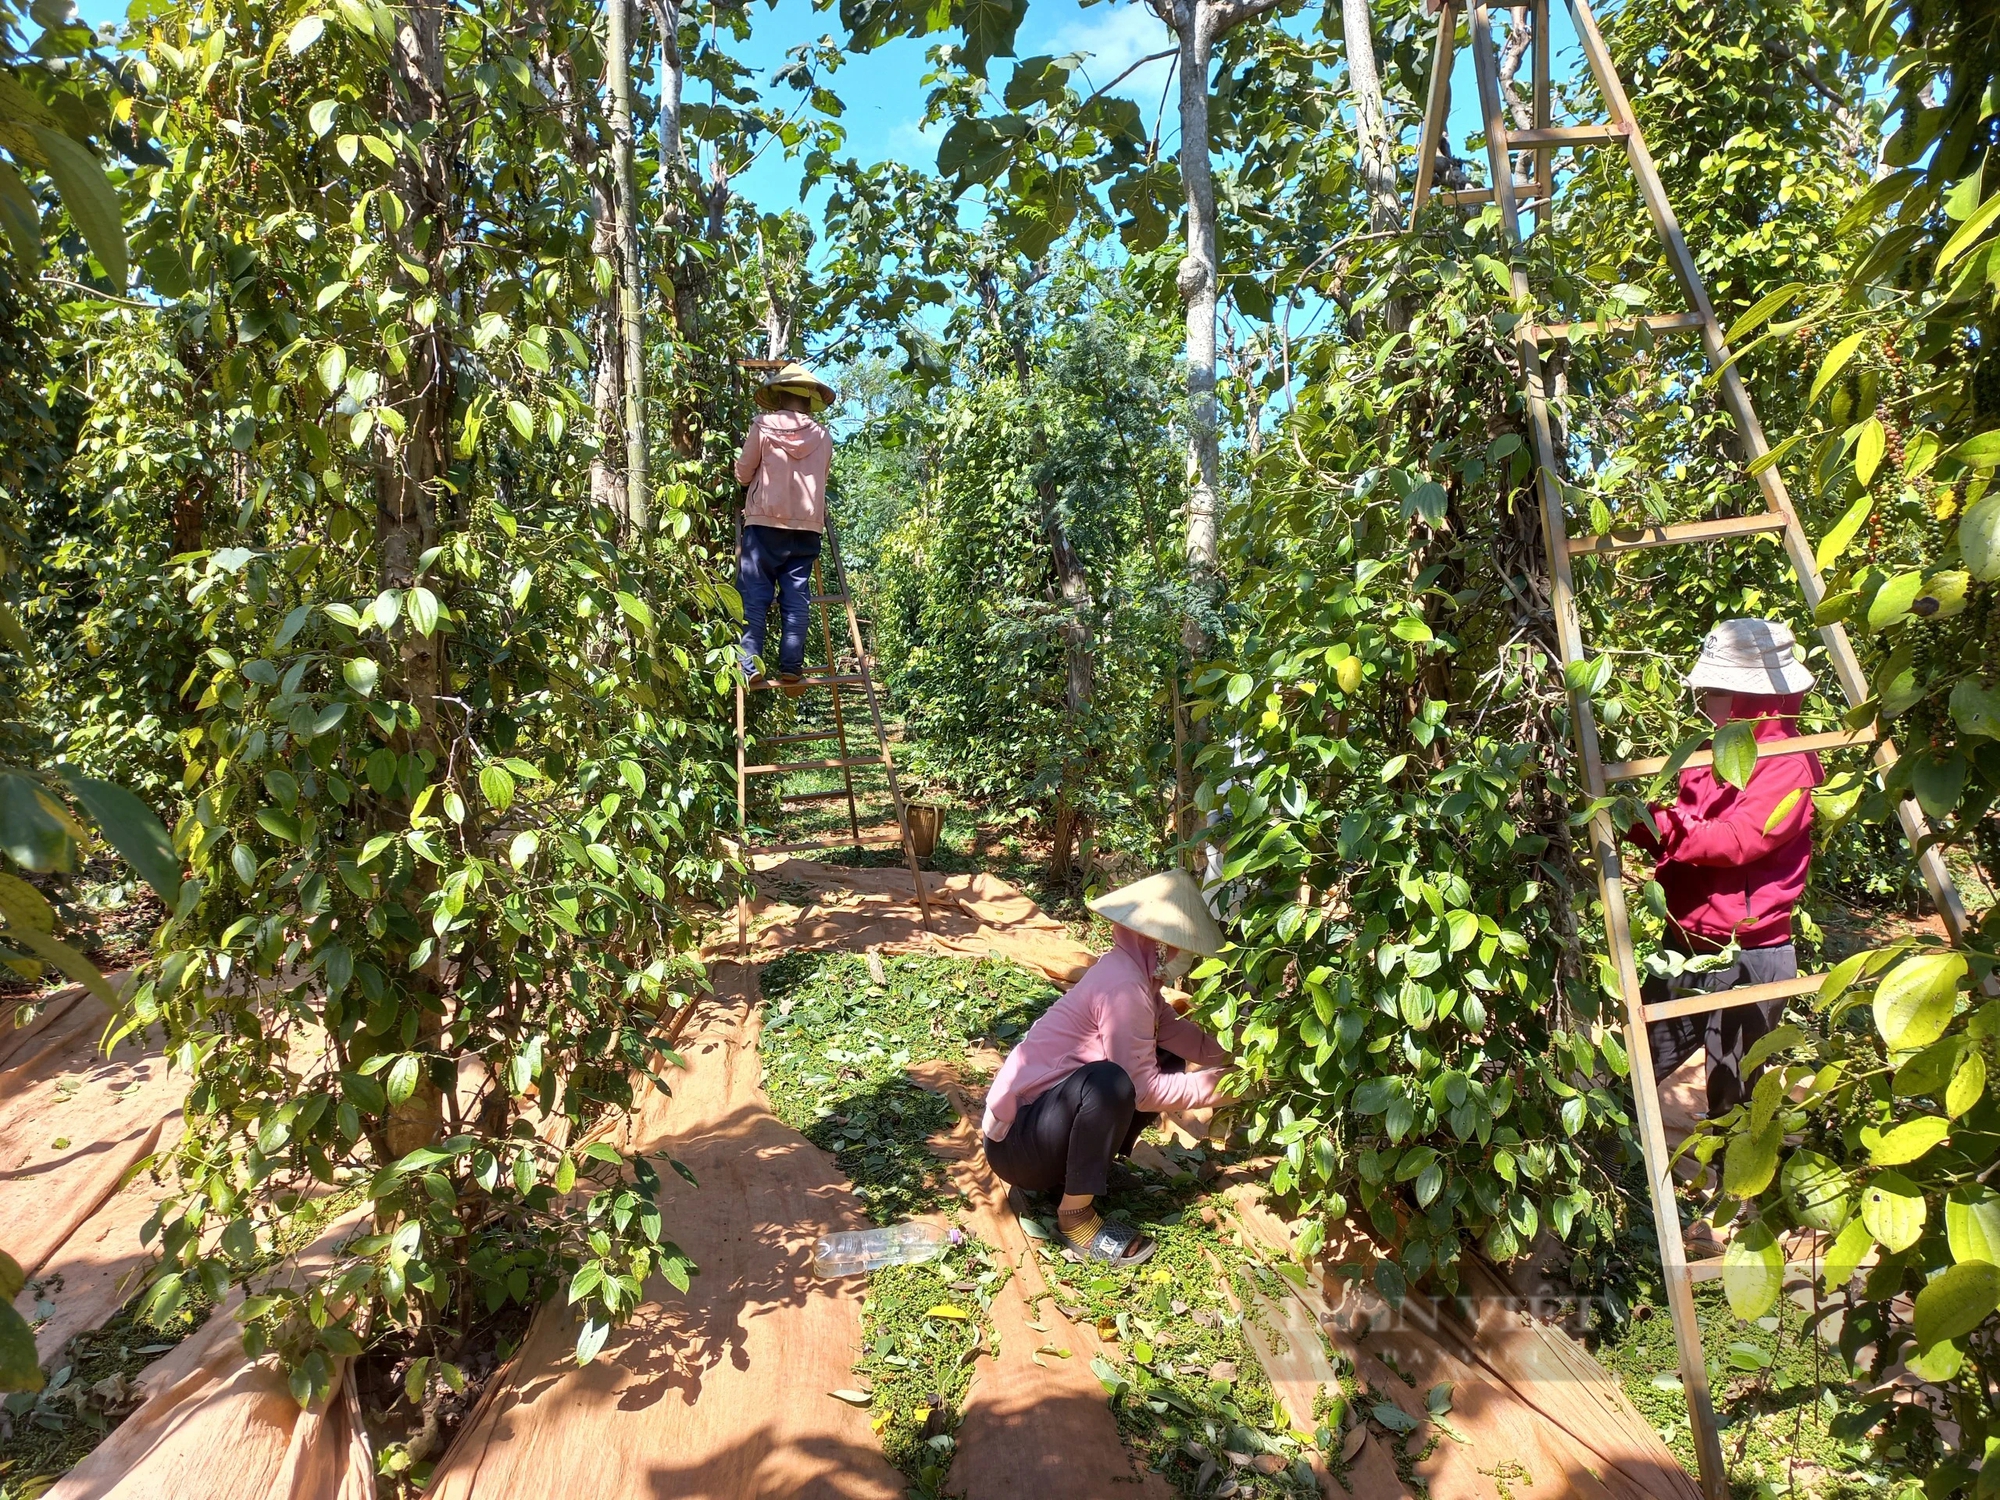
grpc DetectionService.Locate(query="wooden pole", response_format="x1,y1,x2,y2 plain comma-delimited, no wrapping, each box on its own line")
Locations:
815,554,863,847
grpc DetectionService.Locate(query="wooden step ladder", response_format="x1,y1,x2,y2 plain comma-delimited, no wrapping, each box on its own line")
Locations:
732,511,934,954
1409,3,1974,1495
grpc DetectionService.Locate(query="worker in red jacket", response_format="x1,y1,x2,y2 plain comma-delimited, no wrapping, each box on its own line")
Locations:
1629,618,1825,1116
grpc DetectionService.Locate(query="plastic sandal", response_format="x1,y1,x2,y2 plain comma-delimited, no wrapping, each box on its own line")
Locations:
1064,1217,1157,1267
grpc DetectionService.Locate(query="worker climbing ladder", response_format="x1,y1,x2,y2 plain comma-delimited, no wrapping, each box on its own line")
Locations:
1409,3,1974,1496
732,509,934,954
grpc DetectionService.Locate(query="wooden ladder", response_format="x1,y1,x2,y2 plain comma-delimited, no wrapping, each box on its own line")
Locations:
1409,2,1974,1495
732,511,934,955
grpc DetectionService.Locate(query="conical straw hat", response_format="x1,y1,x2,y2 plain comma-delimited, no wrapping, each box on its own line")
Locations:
754,361,837,413
1087,869,1225,957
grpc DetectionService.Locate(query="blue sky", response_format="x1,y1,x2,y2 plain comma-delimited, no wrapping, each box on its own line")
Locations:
705,0,1194,216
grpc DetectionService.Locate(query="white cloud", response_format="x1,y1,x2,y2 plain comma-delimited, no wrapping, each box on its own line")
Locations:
1035,1,1176,108
888,115,947,155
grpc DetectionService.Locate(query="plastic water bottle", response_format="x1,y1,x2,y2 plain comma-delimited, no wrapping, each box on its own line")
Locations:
813,1221,954,1276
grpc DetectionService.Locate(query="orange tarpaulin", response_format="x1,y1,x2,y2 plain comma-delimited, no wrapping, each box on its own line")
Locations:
13,864,1702,1500
427,967,904,1499
4,983,183,1361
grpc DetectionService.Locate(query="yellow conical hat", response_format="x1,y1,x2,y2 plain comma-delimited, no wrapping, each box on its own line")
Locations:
1087,869,1225,957
754,361,837,413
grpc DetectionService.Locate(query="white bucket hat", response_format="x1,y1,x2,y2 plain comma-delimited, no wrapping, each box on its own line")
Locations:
1685,618,1814,695
1088,869,1226,957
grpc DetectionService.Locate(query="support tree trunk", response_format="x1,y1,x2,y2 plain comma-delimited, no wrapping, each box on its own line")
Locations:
1150,0,1286,844
1169,6,1220,591
1042,481,1095,882
1152,0,1289,615
606,0,648,538
381,0,452,1162
588,188,626,519
646,0,706,460
1343,0,1405,233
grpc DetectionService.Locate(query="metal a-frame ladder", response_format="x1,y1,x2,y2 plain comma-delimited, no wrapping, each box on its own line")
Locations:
1409,2,1974,1494
732,510,934,955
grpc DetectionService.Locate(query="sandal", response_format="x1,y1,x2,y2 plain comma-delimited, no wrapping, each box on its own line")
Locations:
1063,1217,1157,1267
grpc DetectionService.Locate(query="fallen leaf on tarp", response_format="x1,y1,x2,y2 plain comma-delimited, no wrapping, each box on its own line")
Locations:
1096,1316,1119,1340
829,1389,873,1405
1035,1343,1070,1359
926,1304,969,1320
1252,1454,1286,1475
1209,1360,1237,1383
1373,1401,1419,1433
1341,1425,1368,1461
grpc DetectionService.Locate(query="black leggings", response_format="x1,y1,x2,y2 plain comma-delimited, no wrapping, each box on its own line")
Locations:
982,1053,1182,1199
1644,939,1795,1116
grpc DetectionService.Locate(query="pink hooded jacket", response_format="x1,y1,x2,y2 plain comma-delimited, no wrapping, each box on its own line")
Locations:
1629,692,1825,948
735,411,831,533
981,926,1233,1141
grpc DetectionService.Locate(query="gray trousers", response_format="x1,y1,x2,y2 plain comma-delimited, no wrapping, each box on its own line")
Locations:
1645,940,1796,1116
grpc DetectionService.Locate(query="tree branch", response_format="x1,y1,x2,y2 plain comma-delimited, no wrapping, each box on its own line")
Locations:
1075,47,1176,116
1205,0,1289,42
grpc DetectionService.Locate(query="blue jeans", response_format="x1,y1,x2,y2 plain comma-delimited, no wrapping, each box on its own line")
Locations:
738,524,823,677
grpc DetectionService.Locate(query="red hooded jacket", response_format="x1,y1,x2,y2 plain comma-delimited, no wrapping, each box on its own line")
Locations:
1628,693,1825,948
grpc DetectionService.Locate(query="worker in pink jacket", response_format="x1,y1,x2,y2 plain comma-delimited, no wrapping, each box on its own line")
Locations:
734,362,835,685
983,870,1234,1266
1629,618,1825,1116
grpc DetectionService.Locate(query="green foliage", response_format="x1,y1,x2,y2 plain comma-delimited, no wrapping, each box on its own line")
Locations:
851,1242,998,1495
1599,1277,1902,1494
854,253,1187,872
1675,3,2000,1491
0,0,131,286
1049,1179,1324,1498
16,0,756,1402
1185,231,1633,1290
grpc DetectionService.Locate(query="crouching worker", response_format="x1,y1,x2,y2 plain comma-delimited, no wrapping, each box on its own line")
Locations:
1631,618,1825,1116
734,362,835,687
981,870,1232,1267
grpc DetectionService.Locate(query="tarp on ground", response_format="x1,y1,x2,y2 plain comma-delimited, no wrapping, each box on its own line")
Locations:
47,1214,377,1500
426,964,904,1499
727,857,1097,986
3,981,184,1361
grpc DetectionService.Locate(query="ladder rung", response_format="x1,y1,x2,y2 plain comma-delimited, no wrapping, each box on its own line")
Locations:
1567,512,1788,557
1532,311,1706,343
1438,182,1548,208
1505,122,1629,147
1604,726,1877,782
750,673,867,692
748,830,909,856
756,729,844,745
743,755,883,775
1641,972,1825,1024
781,788,887,804
810,592,850,603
